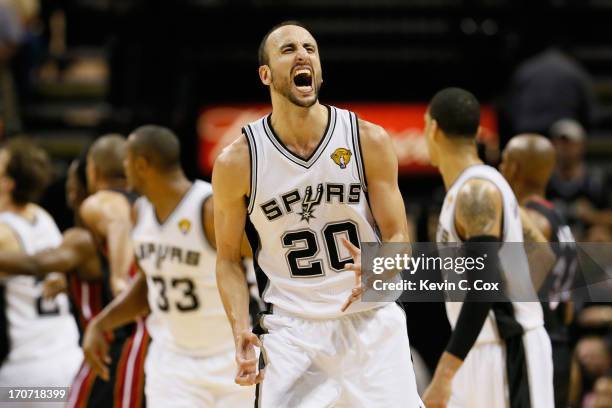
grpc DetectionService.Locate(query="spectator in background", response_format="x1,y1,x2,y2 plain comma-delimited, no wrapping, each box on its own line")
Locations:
0,0,25,137
505,47,595,139
546,119,610,239
592,377,612,408
573,336,612,408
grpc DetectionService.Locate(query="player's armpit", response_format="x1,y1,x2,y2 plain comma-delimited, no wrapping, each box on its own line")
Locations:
358,120,410,243
202,195,216,249
0,223,32,277
454,178,503,239
0,223,21,252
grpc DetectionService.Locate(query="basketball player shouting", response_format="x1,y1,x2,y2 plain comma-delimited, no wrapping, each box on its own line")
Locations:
83,126,254,407
421,88,554,408
213,21,422,407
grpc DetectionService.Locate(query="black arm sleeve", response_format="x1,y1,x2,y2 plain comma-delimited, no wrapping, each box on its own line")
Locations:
445,235,503,360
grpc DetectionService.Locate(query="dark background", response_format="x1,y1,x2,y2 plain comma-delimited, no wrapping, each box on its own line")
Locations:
1,0,611,394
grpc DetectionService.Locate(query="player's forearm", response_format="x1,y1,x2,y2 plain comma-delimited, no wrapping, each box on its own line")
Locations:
0,252,41,276
216,259,251,338
431,351,463,383
94,272,149,332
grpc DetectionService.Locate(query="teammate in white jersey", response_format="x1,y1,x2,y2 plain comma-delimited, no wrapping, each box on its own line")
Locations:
0,138,81,390
83,125,254,407
214,21,422,407
421,88,554,408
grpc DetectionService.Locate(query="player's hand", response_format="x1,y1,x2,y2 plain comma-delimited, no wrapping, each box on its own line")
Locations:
235,331,264,386
422,377,452,408
82,318,111,381
42,274,67,300
340,237,362,312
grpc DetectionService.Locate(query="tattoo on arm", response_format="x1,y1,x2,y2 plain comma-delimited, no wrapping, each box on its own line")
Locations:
455,179,502,239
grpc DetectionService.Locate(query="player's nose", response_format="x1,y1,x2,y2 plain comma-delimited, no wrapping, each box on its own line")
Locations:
295,47,309,62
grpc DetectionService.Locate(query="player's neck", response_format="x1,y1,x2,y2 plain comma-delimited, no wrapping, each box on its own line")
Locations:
515,185,546,205
270,100,328,146
0,197,31,217
439,146,482,190
146,171,192,223
95,178,126,192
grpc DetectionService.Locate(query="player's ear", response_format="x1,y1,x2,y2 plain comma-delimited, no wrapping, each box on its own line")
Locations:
135,156,147,173
259,65,271,86
0,176,14,194
430,119,441,142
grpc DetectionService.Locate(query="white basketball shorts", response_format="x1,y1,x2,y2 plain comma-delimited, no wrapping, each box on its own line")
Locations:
145,341,254,408
256,303,424,408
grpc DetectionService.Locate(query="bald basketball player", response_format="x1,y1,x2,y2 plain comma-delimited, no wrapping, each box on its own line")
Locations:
73,135,149,408
500,134,578,408
80,135,135,295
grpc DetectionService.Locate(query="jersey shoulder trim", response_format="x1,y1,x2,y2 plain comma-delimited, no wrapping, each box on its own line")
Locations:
242,125,258,214
350,111,368,192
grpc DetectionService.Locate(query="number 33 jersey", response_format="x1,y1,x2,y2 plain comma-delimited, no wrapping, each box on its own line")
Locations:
132,181,234,356
244,105,382,319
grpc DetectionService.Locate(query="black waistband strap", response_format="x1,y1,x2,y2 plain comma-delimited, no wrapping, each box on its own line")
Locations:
492,302,531,408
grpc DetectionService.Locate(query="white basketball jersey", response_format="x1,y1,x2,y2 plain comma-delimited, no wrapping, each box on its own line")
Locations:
436,164,544,344
0,206,80,363
244,105,382,319
132,180,234,356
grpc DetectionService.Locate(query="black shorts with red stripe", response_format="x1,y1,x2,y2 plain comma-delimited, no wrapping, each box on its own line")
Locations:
68,320,150,408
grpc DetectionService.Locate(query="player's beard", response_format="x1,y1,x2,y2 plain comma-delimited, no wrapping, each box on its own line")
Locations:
272,74,321,108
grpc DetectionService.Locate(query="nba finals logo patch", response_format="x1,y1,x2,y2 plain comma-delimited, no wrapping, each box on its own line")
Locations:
331,148,352,169
178,219,191,235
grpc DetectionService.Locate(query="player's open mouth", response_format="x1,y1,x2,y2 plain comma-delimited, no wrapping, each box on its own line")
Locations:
293,68,313,93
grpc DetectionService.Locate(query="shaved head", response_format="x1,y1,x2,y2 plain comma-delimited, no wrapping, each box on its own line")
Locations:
88,134,127,179
258,20,310,66
502,134,556,188
127,125,180,171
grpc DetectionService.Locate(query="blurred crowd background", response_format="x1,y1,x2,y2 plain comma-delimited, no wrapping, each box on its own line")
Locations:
0,0,611,406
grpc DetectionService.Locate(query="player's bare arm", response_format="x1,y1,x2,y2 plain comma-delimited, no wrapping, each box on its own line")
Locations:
0,223,24,277
202,195,253,257
80,191,133,295
213,136,263,386
82,268,150,381
519,207,555,290
423,178,502,408
340,120,411,311
0,227,101,280
359,120,410,242
524,207,552,241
